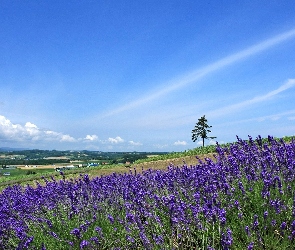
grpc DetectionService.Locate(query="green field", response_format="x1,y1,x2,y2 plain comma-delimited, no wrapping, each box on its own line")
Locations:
1,135,295,249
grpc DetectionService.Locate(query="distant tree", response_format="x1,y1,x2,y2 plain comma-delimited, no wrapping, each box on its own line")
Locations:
192,115,216,147
26,170,36,175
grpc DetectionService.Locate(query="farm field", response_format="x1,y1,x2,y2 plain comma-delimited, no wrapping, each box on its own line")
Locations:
0,135,295,249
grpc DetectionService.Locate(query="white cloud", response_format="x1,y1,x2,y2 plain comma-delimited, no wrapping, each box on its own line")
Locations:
219,109,295,126
153,144,168,149
195,139,216,146
108,136,124,144
60,134,76,142
209,140,217,145
84,144,100,150
129,140,142,146
100,28,295,118
270,116,280,121
45,130,59,137
0,115,30,141
173,140,187,146
44,130,76,142
288,116,295,120
0,115,77,143
25,122,40,138
84,134,98,141
208,79,295,118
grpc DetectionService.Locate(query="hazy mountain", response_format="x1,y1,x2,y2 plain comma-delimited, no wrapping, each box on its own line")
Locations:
0,147,30,152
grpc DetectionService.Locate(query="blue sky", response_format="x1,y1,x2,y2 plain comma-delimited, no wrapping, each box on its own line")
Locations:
1,1,295,151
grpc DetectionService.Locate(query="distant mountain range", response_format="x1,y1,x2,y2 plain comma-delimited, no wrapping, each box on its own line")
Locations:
0,147,30,152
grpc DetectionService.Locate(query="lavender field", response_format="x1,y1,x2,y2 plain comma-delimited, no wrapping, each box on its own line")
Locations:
1,136,295,249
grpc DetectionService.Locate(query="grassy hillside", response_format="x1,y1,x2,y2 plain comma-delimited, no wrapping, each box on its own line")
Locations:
1,135,294,191
1,135,295,249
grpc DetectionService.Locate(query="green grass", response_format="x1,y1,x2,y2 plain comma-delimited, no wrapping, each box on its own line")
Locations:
0,168,55,178
2,135,295,249
1,135,294,191
133,135,295,164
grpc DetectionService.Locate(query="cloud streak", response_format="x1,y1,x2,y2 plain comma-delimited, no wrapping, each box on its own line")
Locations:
129,140,142,146
207,79,295,118
217,109,295,126
102,28,295,117
174,140,187,146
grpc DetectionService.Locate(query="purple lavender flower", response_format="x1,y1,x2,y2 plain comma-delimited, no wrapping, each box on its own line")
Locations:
140,231,150,248
90,236,99,245
24,236,34,248
70,228,81,238
49,231,59,239
126,213,135,223
280,221,287,235
80,240,89,249
245,226,250,236
219,208,226,226
220,229,233,250
271,220,277,227
46,219,53,228
263,211,268,219
153,234,164,245
1,134,295,249
247,242,254,250
252,214,259,230
126,235,135,243
107,214,115,224
281,221,287,230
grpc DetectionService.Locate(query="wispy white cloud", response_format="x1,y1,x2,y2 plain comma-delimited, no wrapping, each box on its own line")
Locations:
256,112,295,123
195,139,216,146
108,136,124,144
217,109,295,126
209,140,217,145
101,28,295,117
153,143,168,149
173,140,187,146
43,131,76,142
129,140,142,146
207,79,295,118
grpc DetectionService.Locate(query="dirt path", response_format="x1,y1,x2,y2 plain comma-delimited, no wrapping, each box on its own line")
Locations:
131,153,216,171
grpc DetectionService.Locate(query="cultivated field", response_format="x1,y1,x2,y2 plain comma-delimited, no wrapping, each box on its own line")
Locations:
1,135,295,249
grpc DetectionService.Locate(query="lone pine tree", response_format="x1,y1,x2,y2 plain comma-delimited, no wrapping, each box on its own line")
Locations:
192,115,216,147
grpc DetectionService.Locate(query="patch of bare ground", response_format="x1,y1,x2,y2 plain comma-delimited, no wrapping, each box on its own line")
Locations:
0,153,216,191
130,153,216,172
86,153,216,179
